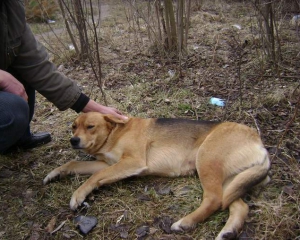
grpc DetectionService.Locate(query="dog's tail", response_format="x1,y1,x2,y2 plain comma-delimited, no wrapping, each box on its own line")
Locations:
222,148,270,210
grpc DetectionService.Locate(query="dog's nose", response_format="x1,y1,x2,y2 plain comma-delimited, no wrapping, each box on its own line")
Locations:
70,137,80,146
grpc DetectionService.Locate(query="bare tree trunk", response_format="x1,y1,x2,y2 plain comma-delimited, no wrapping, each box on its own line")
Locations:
254,0,281,67
155,0,163,44
184,0,191,50
177,0,184,53
74,0,88,59
263,2,275,61
164,0,177,51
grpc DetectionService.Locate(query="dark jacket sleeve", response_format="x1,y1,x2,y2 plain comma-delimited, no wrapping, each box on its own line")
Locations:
0,0,89,111
11,24,89,111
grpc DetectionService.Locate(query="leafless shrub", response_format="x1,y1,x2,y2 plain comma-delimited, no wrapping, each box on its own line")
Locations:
58,0,107,104
252,0,282,69
123,0,193,59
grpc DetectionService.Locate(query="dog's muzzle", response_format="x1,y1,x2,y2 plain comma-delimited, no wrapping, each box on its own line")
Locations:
70,137,81,148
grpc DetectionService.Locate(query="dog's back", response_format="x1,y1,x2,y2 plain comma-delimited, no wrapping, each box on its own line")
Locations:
141,118,218,176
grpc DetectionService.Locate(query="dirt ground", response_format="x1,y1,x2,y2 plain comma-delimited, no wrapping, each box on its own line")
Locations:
0,1,299,240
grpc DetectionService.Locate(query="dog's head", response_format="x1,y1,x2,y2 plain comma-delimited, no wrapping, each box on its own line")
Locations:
70,112,127,153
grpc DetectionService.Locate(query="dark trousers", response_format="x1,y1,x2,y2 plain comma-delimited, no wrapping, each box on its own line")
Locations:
0,86,35,154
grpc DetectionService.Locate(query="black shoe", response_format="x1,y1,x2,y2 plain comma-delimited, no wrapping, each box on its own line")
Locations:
1,132,52,155
19,132,52,150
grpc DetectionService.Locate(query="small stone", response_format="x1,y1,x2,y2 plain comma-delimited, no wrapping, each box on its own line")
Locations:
154,185,171,195
136,225,149,238
137,194,151,201
74,215,98,235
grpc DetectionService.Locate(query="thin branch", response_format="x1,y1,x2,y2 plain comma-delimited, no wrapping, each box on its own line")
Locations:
58,0,80,55
248,74,300,79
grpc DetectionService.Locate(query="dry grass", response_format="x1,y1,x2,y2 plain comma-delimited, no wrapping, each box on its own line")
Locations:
0,0,300,239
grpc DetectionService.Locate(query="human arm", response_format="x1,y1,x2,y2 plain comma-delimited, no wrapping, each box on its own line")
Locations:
0,68,127,120
0,69,28,101
9,24,127,120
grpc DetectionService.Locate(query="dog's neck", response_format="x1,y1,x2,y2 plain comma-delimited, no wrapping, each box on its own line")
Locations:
88,122,124,156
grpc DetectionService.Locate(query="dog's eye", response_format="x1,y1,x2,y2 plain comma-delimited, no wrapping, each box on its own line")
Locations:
72,125,77,130
87,125,95,129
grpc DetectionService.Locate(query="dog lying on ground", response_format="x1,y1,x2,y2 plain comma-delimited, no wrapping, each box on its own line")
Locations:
43,112,270,240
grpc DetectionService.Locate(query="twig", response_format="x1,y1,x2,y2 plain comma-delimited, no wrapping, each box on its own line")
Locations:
58,0,80,55
248,74,300,79
51,220,67,235
87,0,107,105
35,0,68,50
247,112,261,136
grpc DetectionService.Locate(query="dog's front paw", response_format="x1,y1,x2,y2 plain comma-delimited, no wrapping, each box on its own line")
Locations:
215,231,237,240
171,218,195,232
70,190,86,210
43,169,61,185
171,219,184,231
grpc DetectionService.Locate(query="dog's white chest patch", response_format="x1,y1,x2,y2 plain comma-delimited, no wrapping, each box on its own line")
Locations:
103,152,119,165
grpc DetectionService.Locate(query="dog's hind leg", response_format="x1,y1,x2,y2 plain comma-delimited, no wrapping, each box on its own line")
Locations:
215,198,249,240
171,161,224,231
221,160,270,210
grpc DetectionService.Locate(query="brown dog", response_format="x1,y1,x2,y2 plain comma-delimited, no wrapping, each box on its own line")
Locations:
43,112,270,239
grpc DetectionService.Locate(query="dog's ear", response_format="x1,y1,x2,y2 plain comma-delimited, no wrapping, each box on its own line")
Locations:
104,114,128,125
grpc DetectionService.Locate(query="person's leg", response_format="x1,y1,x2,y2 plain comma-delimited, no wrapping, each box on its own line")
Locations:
17,84,35,142
14,84,51,149
0,91,29,154
4,70,52,151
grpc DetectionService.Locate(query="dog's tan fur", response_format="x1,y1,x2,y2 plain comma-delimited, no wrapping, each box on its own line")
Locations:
44,112,270,239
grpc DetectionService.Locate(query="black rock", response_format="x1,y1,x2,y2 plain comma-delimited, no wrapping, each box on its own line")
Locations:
74,215,98,235
136,225,150,239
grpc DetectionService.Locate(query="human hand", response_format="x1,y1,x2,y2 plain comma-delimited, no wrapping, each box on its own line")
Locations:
0,70,28,101
82,99,128,121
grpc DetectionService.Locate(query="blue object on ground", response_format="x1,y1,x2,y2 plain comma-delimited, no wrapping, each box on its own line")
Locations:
209,97,225,107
